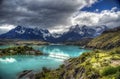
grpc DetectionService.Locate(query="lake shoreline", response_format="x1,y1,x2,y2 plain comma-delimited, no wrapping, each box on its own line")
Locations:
0,45,88,79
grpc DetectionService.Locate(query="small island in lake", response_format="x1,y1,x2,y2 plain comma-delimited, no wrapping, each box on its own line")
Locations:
0,46,43,56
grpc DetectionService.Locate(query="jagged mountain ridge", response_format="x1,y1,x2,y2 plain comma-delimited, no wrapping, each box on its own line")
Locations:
0,25,54,41
0,25,107,42
55,25,107,42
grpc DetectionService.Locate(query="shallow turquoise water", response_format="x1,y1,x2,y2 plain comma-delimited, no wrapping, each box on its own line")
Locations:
33,45,89,58
0,45,16,49
0,45,89,79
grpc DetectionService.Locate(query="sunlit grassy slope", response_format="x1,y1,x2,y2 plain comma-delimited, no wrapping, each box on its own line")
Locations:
35,47,120,79
87,27,120,49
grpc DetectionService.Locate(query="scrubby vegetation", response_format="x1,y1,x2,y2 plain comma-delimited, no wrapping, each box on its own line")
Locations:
35,47,120,79
101,66,120,76
0,39,50,45
0,46,43,56
87,27,120,49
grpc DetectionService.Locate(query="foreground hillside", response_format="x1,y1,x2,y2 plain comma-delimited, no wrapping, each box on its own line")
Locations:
35,27,120,79
35,48,120,79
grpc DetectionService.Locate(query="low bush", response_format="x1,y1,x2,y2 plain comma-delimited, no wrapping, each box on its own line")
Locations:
102,66,120,76
115,71,120,79
102,66,117,76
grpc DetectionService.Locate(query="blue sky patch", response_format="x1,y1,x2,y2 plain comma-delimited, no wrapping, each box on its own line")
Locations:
81,0,120,12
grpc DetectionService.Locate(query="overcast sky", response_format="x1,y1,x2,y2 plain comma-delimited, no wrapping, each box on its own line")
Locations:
0,0,120,34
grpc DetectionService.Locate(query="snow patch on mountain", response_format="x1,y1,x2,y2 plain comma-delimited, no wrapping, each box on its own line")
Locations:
15,30,25,34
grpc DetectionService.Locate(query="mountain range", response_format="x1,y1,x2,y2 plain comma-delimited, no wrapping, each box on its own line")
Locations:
0,26,54,42
0,25,107,43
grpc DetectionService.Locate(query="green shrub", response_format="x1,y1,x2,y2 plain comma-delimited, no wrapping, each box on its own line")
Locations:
115,71,120,79
102,66,120,76
111,57,120,60
42,67,50,73
94,50,100,53
101,66,117,76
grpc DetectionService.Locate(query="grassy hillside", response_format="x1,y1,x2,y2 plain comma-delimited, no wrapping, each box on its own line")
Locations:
35,27,120,79
35,48,120,79
87,27,120,49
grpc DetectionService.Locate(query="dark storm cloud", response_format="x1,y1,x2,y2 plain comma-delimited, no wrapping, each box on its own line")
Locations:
0,0,85,29
0,0,3,4
1,0,120,34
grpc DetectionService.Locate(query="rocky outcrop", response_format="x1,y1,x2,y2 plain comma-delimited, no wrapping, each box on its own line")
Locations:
18,70,35,79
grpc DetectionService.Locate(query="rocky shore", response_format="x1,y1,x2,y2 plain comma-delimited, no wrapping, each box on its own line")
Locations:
18,70,35,79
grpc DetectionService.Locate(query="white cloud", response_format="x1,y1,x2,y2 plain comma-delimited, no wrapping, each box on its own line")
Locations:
75,0,98,9
0,24,15,34
72,7,120,28
95,9,99,12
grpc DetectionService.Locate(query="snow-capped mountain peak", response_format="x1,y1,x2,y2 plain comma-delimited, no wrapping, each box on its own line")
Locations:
14,25,26,34
52,33,62,38
0,25,53,41
0,25,107,42
69,24,81,32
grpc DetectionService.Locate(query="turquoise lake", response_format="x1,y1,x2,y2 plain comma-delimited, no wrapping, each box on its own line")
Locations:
0,45,90,79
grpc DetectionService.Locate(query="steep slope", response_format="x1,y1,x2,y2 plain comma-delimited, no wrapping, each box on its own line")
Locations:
87,26,120,49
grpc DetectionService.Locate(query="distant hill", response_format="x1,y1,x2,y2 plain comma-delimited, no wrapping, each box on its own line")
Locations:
103,26,120,33
63,38,93,46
